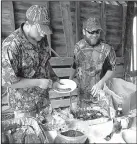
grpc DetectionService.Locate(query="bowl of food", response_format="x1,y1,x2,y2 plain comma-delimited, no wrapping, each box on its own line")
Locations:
52,79,77,93
54,130,87,143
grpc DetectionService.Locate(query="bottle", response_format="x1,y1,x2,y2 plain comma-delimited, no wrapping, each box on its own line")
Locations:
116,103,123,117
109,107,116,119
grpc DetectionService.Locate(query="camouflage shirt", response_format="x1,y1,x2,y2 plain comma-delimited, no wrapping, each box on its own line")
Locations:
72,39,116,112
2,23,58,113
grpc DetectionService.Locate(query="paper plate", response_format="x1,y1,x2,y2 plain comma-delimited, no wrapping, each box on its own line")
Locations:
52,79,77,93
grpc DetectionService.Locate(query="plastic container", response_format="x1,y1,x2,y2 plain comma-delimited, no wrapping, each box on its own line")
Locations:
54,130,87,143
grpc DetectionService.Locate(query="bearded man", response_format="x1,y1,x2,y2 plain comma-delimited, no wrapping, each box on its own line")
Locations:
70,17,116,114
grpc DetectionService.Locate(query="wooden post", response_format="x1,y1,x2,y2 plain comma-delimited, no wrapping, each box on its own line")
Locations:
46,2,51,56
121,4,127,57
9,2,15,31
123,2,134,79
60,1,74,57
100,1,106,41
75,1,80,43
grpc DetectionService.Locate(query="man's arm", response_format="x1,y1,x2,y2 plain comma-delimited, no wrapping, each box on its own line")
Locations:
91,70,115,97
8,78,51,89
46,61,59,82
91,46,116,96
99,70,115,86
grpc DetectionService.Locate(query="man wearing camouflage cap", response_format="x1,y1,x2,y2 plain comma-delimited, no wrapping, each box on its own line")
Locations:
2,5,59,118
70,17,116,116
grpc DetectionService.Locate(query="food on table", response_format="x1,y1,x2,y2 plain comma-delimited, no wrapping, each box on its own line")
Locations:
53,79,76,93
61,130,84,137
54,130,87,143
54,87,71,92
71,108,103,120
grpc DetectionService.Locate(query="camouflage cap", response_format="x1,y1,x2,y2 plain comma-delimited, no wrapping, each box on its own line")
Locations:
83,17,102,32
26,5,52,35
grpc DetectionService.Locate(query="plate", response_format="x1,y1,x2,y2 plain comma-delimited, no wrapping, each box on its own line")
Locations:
52,79,77,93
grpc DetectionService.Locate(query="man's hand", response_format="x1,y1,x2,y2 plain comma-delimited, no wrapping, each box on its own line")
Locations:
91,70,114,97
52,79,67,89
91,80,104,97
38,79,52,89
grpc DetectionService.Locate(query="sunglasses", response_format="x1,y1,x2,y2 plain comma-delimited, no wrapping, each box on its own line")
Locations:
85,29,101,35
